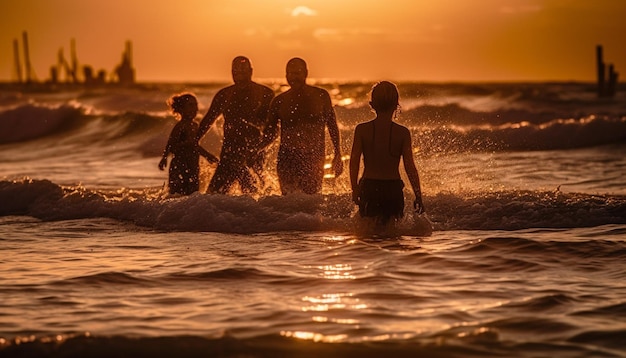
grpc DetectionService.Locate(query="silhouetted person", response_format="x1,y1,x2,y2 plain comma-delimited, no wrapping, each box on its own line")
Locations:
260,57,343,194
198,56,274,194
159,93,218,195
350,81,425,225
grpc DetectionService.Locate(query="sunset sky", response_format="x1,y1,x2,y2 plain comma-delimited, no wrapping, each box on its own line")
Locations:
1,0,625,83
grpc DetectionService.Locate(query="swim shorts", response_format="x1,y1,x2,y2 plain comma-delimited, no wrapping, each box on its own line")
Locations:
358,178,405,223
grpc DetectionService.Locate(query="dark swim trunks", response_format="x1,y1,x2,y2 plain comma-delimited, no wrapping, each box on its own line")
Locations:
358,178,405,224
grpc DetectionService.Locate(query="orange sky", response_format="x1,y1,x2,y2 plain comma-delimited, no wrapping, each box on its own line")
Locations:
1,0,625,82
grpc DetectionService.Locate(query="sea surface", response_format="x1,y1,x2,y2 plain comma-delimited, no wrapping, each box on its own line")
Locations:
1,81,625,357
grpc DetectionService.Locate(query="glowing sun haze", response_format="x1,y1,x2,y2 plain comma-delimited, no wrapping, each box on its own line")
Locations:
1,0,624,82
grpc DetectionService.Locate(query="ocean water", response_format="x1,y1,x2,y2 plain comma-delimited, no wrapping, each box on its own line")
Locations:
1,81,625,357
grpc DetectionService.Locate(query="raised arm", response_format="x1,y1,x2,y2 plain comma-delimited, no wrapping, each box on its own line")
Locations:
401,127,424,213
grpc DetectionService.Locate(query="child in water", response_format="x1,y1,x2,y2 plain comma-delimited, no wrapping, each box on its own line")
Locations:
159,93,218,195
349,81,425,226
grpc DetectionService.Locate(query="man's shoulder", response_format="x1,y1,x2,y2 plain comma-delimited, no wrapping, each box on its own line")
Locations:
215,85,236,97
273,89,292,100
251,81,274,93
298,85,330,104
306,84,330,95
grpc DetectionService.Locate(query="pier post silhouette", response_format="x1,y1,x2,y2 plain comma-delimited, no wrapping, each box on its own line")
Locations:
12,38,23,83
21,31,36,83
596,45,619,98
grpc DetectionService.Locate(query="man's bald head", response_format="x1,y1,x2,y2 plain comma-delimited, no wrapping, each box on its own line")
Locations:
286,57,308,88
232,56,253,84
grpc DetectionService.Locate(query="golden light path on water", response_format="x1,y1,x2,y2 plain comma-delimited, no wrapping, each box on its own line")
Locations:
277,234,509,343
280,235,358,343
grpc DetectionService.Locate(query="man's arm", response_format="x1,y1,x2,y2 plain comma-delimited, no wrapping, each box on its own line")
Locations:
197,90,226,140
323,91,343,177
197,145,219,164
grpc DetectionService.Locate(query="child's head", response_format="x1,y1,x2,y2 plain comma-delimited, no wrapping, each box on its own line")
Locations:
370,81,399,113
167,93,198,119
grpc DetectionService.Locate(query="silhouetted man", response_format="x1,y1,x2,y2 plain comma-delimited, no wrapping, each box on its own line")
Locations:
261,57,343,195
198,56,274,194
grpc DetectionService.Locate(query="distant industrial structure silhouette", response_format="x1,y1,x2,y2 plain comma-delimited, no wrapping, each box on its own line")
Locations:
596,45,619,98
11,31,135,86
114,41,135,85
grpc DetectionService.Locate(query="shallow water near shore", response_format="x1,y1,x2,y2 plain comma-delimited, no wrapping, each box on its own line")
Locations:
1,81,625,356
1,217,625,357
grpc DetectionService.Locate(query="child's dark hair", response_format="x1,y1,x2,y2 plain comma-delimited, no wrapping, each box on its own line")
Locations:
167,93,197,115
370,81,399,112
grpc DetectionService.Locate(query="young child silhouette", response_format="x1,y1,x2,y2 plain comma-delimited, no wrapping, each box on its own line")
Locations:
159,93,218,195
349,81,425,226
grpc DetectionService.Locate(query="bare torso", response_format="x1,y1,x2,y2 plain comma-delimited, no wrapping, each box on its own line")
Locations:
264,83,340,194
357,120,406,180
271,85,331,156
219,82,274,156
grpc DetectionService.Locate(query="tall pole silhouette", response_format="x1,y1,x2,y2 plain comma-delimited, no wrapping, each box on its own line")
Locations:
13,38,23,83
22,31,35,83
